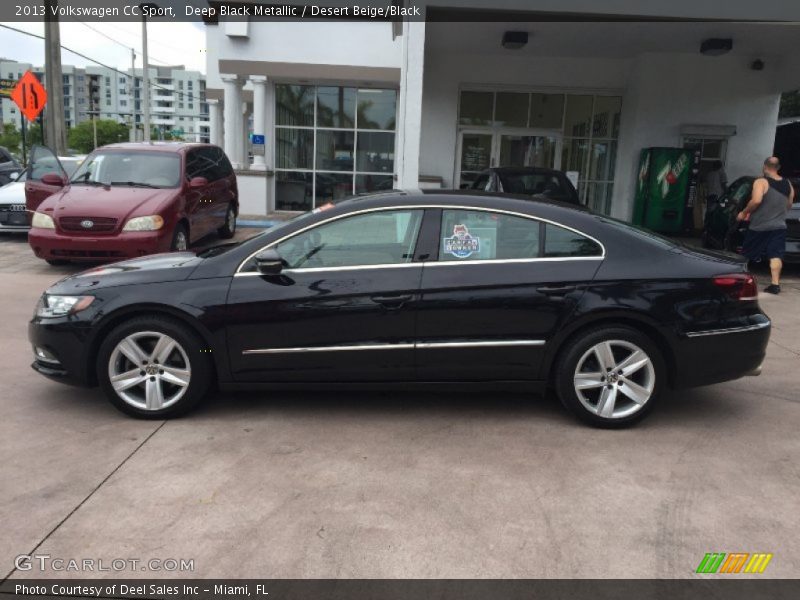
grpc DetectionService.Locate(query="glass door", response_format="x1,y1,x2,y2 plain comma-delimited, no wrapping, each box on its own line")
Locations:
457,131,493,189
457,129,561,188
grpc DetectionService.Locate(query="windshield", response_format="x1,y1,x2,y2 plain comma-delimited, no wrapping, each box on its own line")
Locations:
70,151,181,188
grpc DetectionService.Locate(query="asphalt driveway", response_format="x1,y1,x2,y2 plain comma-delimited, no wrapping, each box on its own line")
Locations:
1,232,799,579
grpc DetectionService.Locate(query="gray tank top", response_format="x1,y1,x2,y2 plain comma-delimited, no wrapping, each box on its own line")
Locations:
750,178,790,231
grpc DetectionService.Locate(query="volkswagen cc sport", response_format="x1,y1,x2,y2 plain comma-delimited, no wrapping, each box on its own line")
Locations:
28,191,770,427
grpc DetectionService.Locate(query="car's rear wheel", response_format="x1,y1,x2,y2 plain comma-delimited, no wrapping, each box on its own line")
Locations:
170,223,188,251
217,203,236,239
97,316,213,418
554,326,664,427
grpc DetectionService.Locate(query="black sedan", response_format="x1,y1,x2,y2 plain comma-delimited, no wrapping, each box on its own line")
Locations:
29,191,769,426
469,167,580,205
702,176,800,262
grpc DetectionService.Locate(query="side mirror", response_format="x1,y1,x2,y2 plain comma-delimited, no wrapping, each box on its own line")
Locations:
188,176,208,189
9,171,19,181
255,249,283,276
41,172,66,186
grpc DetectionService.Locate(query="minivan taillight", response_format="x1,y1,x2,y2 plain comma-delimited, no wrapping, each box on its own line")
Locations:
713,273,758,301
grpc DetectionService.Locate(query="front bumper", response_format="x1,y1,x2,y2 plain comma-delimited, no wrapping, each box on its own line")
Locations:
28,228,172,262
28,317,96,386
674,316,771,388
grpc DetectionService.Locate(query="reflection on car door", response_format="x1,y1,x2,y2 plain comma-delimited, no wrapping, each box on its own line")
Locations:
225,209,428,382
24,145,68,213
415,208,604,381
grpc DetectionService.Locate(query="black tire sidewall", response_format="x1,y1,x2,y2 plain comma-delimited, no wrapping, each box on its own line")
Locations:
96,316,212,418
555,326,665,428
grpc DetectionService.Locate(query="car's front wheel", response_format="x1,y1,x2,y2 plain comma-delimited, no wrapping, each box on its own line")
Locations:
170,223,189,251
554,326,664,427
97,316,213,418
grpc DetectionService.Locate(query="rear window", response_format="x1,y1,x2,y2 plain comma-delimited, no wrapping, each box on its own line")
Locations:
501,172,566,196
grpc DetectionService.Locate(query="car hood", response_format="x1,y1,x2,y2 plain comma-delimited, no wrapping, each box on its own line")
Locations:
38,184,177,220
0,181,25,203
47,252,203,294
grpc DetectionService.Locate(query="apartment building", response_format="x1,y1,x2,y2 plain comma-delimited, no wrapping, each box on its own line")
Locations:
0,58,209,143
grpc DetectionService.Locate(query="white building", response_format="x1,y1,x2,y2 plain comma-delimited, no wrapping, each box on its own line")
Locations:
204,0,800,219
0,59,209,143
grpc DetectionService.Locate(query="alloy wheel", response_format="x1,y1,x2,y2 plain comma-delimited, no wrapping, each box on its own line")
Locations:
573,339,655,419
174,230,188,251
108,331,191,411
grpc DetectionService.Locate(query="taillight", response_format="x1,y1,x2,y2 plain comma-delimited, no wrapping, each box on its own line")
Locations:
713,273,758,301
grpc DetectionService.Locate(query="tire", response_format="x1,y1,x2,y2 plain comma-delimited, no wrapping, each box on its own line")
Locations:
170,223,189,251
45,259,70,266
554,326,665,428
217,203,237,239
96,316,214,418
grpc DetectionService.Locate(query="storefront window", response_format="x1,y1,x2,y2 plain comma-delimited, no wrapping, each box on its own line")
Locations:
529,94,564,129
459,91,493,126
494,92,528,128
275,85,397,211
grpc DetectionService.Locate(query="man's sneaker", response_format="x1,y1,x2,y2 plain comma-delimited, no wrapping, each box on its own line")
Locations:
764,284,781,295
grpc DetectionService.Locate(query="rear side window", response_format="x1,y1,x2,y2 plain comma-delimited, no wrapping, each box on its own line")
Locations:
439,209,541,261
544,223,602,257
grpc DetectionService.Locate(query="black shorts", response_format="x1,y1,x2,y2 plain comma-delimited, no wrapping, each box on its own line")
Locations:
742,229,786,261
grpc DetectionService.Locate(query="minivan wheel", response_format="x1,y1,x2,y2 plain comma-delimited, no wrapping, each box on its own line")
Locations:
170,223,188,251
217,204,236,239
554,326,664,427
97,316,213,418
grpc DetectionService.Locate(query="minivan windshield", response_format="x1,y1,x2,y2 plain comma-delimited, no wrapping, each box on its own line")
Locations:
70,151,181,188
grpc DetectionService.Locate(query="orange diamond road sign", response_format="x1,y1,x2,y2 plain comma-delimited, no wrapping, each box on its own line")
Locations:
11,71,47,122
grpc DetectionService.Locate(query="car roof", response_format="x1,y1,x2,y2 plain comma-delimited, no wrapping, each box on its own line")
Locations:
99,142,213,153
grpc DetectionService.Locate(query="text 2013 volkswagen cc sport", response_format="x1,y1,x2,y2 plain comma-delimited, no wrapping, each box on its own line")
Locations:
28,191,770,427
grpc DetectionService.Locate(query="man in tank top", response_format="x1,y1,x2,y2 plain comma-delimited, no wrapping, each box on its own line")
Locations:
737,157,795,294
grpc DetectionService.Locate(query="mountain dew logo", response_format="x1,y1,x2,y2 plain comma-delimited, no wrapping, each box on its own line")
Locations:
655,153,689,198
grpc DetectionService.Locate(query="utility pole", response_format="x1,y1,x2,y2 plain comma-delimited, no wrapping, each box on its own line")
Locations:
130,48,137,142
141,10,151,142
43,0,67,154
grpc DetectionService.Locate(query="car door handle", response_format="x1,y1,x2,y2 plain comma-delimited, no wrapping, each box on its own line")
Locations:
537,285,577,295
371,294,413,309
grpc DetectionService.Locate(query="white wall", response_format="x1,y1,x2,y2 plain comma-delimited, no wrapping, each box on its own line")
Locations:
612,53,781,219
236,172,268,215
419,51,630,188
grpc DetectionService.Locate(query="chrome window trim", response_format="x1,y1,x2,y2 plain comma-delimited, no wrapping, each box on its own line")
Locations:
234,204,606,275
685,321,770,338
242,339,546,355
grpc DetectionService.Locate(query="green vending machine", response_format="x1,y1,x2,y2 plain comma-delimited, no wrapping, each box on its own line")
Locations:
632,147,701,233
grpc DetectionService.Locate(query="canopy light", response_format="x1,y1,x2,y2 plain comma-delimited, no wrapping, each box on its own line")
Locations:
700,38,733,56
502,31,528,50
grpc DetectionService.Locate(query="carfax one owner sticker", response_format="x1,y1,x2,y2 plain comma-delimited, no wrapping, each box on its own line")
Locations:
444,224,481,258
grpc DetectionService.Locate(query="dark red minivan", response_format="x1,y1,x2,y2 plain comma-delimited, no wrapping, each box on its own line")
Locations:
27,142,238,264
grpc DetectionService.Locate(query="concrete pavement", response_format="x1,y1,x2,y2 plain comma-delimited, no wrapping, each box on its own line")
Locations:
1,237,799,579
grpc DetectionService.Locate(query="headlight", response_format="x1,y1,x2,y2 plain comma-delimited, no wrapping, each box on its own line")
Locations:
31,212,55,229
36,295,95,318
122,215,164,231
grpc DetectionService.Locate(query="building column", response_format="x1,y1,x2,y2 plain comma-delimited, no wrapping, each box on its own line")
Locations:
250,76,267,170
207,98,222,146
396,20,426,189
221,74,244,169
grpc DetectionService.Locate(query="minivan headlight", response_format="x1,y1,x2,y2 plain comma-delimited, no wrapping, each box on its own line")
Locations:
31,212,55,229
36,295,95,318
123,215,164,231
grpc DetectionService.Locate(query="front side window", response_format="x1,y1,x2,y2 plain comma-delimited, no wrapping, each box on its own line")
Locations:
274,210,423,270
439,209,541,262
